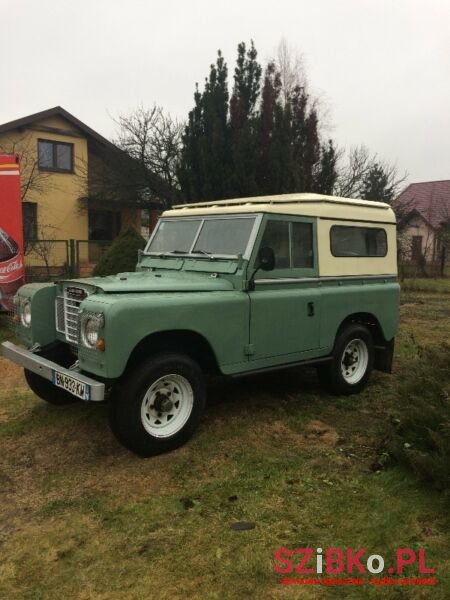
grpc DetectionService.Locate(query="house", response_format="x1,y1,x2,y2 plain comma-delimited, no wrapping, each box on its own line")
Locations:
393,180,450,264
0,107,171,277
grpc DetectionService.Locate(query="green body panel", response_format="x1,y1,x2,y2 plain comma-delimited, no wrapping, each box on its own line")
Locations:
15,283,56,347
319,278,400,347
69,270,235,293
79,289,250,378
77,274,398,378
14,272,399,380
249,282,322,360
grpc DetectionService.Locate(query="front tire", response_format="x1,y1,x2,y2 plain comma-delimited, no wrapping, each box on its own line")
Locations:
24,369,78,405
318,324,374,395
109,353,206,457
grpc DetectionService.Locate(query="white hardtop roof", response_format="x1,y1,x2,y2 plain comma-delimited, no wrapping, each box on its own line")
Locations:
165,193,396,223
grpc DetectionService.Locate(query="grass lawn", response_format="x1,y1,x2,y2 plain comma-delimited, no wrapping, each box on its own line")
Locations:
0,289,449,599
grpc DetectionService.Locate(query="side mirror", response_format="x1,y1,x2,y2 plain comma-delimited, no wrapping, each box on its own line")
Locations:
258,246,275,272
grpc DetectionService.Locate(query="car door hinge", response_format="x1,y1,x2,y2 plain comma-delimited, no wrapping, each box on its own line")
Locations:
244,344,255,356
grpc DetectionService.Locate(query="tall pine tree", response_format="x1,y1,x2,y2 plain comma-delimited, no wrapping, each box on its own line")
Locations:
178,51,231,200
229,41,262,197
178,40,337,202
312,139,338,195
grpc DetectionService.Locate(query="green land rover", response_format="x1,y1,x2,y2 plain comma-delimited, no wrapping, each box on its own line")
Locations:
1,193,400,456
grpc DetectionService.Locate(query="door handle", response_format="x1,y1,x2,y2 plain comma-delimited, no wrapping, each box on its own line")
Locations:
307,302,315,317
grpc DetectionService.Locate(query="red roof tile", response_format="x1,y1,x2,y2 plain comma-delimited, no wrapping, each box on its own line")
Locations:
393,180,450,229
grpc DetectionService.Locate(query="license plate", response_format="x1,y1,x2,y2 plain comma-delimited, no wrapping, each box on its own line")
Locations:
52,370,91,400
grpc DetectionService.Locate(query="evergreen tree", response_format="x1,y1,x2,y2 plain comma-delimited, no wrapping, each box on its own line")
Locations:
258,62,282,194
313,139,338,194
229,41,262,197
361,163,395,202
178,51,231,201
178,40,337,202
302,108,320,191
93,227,146,277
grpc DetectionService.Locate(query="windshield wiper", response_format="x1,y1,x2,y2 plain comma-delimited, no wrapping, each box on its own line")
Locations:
193,249,217,259
150,250,188,257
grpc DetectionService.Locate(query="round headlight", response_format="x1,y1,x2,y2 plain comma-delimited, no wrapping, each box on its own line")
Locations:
21,300,32,328
81,313,104,348
83,318,99,347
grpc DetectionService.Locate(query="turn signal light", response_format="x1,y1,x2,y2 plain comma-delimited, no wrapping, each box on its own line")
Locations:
96,338,106,352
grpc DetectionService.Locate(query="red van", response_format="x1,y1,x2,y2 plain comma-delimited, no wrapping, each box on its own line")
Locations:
0,155,25,312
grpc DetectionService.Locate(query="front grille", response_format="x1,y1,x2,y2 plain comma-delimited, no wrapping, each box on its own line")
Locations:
55,286,90,344
55,296,65,332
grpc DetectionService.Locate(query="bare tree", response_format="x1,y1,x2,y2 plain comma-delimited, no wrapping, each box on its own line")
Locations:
335,145,407,201
24,225,59,279
274,38,333,134
77,105,183,213
275,38,307,106
114,105,184,190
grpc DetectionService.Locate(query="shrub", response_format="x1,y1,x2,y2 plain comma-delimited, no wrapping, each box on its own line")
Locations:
388,343,450,490
93,227,146,277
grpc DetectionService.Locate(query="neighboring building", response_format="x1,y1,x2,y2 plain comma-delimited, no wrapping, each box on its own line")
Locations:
0,106,143,276
393,180,450,263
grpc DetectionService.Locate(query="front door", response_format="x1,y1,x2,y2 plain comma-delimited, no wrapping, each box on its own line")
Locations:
248,215,321,366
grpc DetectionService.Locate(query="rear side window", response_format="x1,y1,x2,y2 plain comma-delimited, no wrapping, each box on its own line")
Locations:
330,226,387,257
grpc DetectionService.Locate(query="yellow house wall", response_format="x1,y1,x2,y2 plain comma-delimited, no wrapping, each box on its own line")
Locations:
0,115,88,266
0,115,141,270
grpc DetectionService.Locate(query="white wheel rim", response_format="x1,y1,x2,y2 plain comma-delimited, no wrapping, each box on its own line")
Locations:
141,374,194,438
340,338,369,384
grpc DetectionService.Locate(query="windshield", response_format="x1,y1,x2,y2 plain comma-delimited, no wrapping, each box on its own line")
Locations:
146,216,257,257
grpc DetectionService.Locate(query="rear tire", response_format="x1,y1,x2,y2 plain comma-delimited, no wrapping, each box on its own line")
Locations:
24,369,78,405
318,324,374,395
109,353,206,457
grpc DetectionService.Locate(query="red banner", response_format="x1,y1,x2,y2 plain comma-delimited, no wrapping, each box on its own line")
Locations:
0,154,25,311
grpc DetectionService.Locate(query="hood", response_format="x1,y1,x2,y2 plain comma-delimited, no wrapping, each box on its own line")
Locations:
66,270,235,293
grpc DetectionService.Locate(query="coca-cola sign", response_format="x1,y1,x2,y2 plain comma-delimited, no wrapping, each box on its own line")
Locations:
0,154,25,311
0,256,24,281
0,229,25,310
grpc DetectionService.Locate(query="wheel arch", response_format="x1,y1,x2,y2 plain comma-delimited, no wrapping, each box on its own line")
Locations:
124,329,221,376
334,312,387,348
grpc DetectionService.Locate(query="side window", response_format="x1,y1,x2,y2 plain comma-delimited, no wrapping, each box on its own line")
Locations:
292,222,313,268
259,219,314,270
260,221,290,269
330,226,387,257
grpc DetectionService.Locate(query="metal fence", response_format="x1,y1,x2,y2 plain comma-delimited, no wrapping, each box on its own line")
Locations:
24,239,113,281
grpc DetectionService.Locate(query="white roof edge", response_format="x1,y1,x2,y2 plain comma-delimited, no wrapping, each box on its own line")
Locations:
172,193,391,211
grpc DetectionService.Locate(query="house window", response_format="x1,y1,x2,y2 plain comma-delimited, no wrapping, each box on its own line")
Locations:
38,139,74,172
88,210,121,241
23,202,38,240
330,226,387,257
411,236,423,261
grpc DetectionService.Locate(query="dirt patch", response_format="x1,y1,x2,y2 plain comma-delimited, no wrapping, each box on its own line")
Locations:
301,420,340,447
0,357,25,390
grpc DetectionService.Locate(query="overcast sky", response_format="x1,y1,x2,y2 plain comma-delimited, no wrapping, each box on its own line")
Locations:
2,0,449,184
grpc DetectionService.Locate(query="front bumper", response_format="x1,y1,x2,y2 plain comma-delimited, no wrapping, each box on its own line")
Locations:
0,341,105,401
